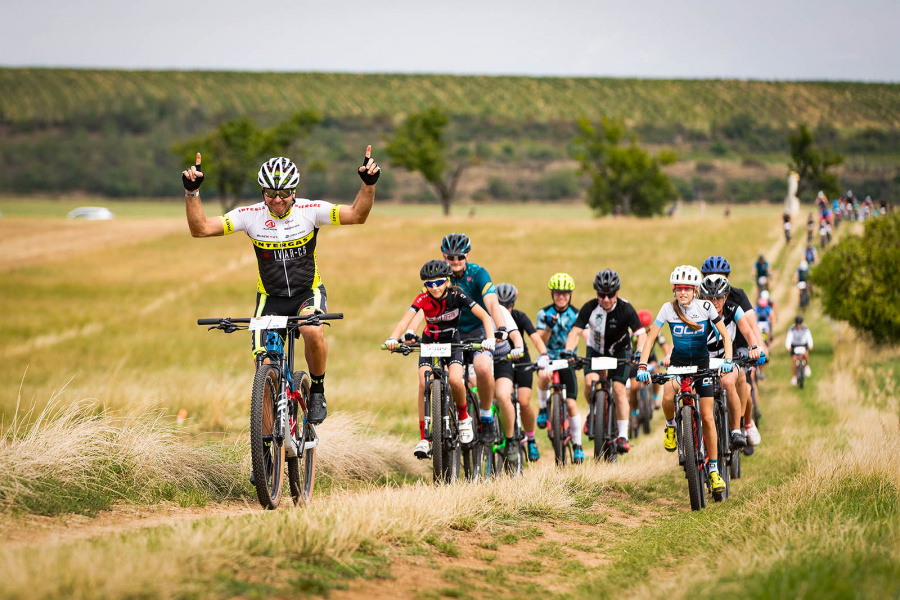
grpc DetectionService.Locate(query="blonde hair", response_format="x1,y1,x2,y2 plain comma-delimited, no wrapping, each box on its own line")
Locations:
670,299,702,331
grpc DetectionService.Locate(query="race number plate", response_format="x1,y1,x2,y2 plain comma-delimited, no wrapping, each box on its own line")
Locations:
667,366,698,375
421,343,451,358
797,281,807,289
547,359,570,371
793,346,807,355
591,357,619,371
709,358,725,369
249,315,288,331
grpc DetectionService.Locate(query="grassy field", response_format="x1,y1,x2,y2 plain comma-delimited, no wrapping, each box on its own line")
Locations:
0,200,896,599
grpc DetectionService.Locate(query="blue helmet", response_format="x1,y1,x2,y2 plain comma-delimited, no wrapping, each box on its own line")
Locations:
701,256,731,275
440,233,471,255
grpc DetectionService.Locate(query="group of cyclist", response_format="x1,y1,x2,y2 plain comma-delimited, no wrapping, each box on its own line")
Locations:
181,152,815,502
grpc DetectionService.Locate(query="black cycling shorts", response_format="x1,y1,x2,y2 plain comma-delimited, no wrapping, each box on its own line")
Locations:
251,285,327,356
493,358,514,381
548,365,578,399
671,358,715,398
513,361,533,389
585,347,631,383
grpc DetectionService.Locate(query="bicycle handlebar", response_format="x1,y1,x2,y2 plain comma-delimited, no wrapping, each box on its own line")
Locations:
381,342,483,355
198,313,344,330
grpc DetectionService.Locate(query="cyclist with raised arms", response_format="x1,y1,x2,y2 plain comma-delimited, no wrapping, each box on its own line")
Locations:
535,273,584,463
700,256,765,450
496,283,550,462
438,233,509,444
182,149,380,425
785,315,814,386
563,269,645,454
636,265,734,494
699,274,764,449
385,260,495,458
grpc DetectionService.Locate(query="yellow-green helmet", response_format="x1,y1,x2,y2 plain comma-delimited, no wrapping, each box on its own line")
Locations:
548,272,575,291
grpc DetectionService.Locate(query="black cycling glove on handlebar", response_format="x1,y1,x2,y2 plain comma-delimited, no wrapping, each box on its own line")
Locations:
495,326,509,341
358,156,380,185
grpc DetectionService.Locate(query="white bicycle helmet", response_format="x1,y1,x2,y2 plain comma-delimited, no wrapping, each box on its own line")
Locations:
760,290,770,300
257,157,300,190
670,265,702,287
800,260,809,270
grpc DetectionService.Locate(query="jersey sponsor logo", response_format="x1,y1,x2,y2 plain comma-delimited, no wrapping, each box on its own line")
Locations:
251,231,315,250
426,309,461,323
265,219,276,228
672,324,705,337
222,216,235,235
330,206,341,225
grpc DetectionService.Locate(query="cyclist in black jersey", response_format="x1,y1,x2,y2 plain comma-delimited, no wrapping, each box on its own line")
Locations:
563,270,645,454
700,256,766,449
497,283,550,462
183,149,381,425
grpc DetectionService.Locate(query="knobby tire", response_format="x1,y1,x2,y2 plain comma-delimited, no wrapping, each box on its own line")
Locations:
550,392,565,465
681,405,703,511
430,379,445,484
250,364,285,510
287,371,315,505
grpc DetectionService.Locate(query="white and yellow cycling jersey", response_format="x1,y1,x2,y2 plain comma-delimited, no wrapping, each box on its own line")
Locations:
221,199,343,297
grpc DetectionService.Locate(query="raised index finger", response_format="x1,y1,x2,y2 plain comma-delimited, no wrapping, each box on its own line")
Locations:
365,145,371,159
195,152,202,166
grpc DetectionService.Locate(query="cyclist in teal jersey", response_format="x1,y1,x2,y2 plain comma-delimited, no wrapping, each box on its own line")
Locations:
535,273,586,463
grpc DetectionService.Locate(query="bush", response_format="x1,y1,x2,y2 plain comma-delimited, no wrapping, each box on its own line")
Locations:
538,169,580,200
695,161,716,173
487,177,512,200
811,212,900,344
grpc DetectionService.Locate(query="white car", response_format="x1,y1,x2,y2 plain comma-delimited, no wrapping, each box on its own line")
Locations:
67,207,114,220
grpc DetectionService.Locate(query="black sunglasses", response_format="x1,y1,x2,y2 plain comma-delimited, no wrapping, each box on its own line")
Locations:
596,291,617,299
262,188,295,199
444,254,467,261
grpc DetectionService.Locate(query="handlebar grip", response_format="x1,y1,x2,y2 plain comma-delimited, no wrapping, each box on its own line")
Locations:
315,312,344,320
197,318,221,325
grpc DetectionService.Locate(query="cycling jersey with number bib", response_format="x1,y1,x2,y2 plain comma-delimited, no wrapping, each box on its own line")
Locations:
221,199,342,297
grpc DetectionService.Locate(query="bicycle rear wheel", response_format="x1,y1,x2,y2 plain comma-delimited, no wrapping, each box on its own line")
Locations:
287,372,315,505
250,364,285,509
681,405,703,511
640,386,653,435
550,392,565,465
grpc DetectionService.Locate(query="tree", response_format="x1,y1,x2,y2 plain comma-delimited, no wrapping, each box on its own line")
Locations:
574,117,678,217
384,108,466,216
174,110,321,212
811,212,900,344
787,124,844,201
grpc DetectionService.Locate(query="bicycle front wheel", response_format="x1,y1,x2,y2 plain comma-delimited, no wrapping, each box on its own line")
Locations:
681,405,703,511
713,400,730,502
430,379,445,484
550,392,565,465
250,364,285,509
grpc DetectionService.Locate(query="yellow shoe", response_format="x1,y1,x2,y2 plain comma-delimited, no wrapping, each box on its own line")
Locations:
710,470,726,494
663,426,677,452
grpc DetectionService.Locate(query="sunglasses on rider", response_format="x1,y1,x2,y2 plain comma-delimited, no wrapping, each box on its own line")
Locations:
444,254,467,261
424,278,448,288
596,291,617,299
262,188,295,199
673,286,694,293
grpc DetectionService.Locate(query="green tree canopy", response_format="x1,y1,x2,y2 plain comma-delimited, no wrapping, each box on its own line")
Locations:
811,212,900,344
384,107,466,216
574,117,677,217
787,123,844,201
173,110,321,212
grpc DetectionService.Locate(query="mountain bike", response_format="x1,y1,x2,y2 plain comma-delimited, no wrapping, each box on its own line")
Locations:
651,365,722,511
628,359,653,440
540,358,578,466
586,356,628,462
793,345,809,389
798,281,810,311
383,341,482,484
199,312,343,509
492,357,526,475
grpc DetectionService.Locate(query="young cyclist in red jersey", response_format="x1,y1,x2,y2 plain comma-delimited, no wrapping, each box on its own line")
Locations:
385,260,495,459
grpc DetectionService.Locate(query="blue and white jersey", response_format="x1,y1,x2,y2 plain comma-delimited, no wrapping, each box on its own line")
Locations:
536,303,580,359
707,301,743,358
654,300,721,365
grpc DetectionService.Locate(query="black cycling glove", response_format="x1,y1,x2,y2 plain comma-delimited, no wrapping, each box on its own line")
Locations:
182,160,204,191
495,326,509,341
358,155,380,185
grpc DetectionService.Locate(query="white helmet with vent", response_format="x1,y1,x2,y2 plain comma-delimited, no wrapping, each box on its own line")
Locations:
257,157,300,190
670,265,702,287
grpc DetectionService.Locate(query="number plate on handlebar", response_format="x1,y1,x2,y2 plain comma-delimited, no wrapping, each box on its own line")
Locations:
797,281,807,289
591,357,619,371
421,343,451,358
666,366,698,375
708,358,725,369
249,316,288,331
793,346,807,355
547,359,570,371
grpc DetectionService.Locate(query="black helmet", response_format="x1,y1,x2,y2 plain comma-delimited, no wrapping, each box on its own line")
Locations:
593,269,621,293
699,274,731,299
496,283,518,306
419,260,452,281
794,315,804,325
440,233,471,255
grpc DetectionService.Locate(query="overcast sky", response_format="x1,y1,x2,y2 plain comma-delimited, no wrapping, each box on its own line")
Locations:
2,0,898,81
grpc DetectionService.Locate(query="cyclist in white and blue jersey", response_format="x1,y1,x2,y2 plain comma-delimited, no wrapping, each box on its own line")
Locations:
636,265,734,494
